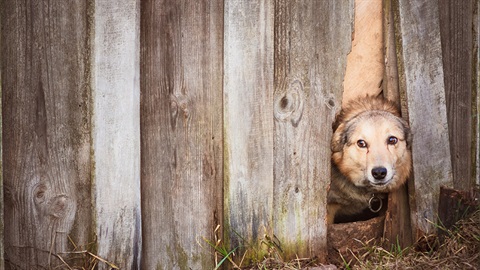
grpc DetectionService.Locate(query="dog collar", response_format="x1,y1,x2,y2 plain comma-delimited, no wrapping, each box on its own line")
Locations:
368,193,383,213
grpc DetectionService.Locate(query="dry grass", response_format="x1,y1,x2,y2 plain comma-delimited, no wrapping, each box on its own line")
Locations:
229,210,479,269
341,210,480,270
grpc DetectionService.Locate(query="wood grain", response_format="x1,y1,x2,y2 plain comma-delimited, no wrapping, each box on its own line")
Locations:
92,1,141,268
1,1,92,268
224,0,274,263
438,0,474,191
477,1,480,187
274,0,352,260
0,75,3,270
397,0,453,236
140,1,223,268
382,0,412,247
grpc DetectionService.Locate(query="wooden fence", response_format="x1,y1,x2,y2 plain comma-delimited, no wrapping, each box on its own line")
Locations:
0,0,478,269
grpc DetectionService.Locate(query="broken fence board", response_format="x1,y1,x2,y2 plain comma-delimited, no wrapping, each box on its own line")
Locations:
383,0,413,247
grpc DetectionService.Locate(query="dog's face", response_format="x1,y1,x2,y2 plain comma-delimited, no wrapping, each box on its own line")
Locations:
332,110,412,192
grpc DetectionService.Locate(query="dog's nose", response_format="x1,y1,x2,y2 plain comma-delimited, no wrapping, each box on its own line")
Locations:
371,167,387,180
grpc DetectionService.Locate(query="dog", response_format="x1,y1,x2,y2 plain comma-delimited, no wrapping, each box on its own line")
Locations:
327,95,412,224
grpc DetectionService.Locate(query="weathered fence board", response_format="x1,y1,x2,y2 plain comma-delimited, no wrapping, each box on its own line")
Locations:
1,1,92,268
0,75,3,270
397,0,453,236
477,0,480,186
383,0,412,247
92,0,141,268
273,0,352,260
140,1,224,269
224,0,274,262
439,0,474,191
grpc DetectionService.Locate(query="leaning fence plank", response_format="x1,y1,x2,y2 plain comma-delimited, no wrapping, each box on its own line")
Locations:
397,0,453,236
140,1,224,269
273,0,352,260
92,1,141,268
1,1,92,268
382,0,412,248
224,0,274,263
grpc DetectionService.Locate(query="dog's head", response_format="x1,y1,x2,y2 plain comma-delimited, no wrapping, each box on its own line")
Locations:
331,96,412,192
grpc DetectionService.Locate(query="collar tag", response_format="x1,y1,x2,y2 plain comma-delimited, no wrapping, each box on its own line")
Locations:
368,193,383,213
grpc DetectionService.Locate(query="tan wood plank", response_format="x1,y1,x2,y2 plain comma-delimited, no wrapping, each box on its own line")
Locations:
397,0,453,236
1,1,92,268
140,1,223,268
273,0,352,260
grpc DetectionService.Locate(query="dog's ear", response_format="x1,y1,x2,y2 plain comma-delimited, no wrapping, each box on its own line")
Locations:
331,123,346,153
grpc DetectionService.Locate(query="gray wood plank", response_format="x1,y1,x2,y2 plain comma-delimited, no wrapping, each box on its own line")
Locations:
140,1,224,268
398,0,453,236
92,0,141,268
224,0,274,263
273,0,352,260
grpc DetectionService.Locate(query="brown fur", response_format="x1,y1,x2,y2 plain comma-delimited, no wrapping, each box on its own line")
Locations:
327,95,412,223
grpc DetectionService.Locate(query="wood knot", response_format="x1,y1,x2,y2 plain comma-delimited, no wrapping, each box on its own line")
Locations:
33,183,48,205
274,80,305,127
49,195,70,219
170,93,190,129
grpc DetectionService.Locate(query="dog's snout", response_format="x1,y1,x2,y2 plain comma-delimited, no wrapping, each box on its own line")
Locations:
371,167,387,180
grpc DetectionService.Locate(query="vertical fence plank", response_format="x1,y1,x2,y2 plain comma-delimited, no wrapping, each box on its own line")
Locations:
438,0,474,191
1,1,92,268
476,0,480,186
273,0,352,260
0,60,3,270
92,0,141,268
224,0,274,262
140,1,223,269
383,0,412,248
397,0,453,236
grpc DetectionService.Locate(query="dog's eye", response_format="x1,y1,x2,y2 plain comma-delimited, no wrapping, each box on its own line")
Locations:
387,136,398,145
357,140,367,148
